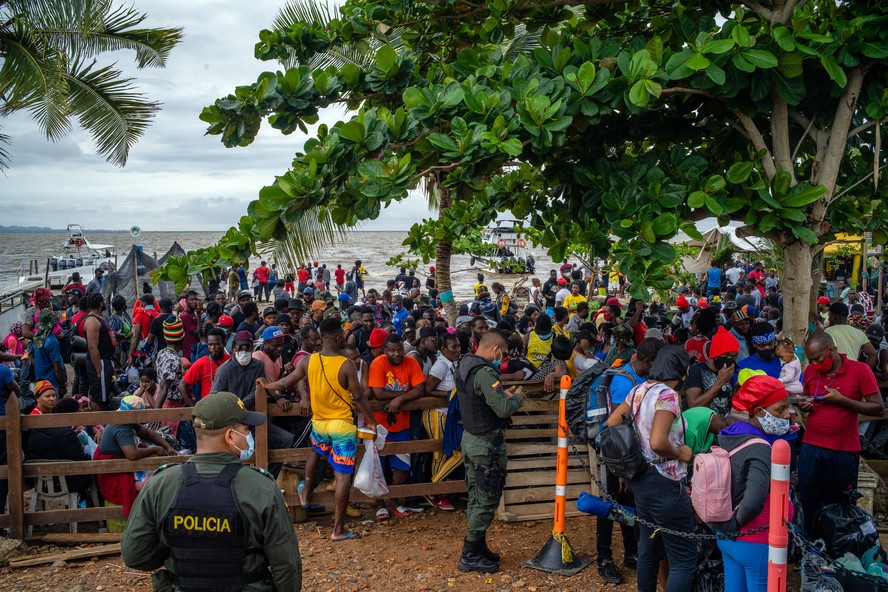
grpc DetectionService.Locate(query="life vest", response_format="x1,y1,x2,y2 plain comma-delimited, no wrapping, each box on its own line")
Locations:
164,463,266,592
455,355,511,435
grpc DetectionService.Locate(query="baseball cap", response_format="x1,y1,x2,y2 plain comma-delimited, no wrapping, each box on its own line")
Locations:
261,327,284,341
732,310,749,323
866,324,885,342
193,391,265,430
238,290,253,299
234,330,254,345
262,306,276,317
817,296,831,306
338,293,350,303
311,300,326,312
606,297,623,308
557,277,567,286
218,315,234,328
318,290,335,304
65,287,83,296
697,298,708,309
723,300,738,311
303,287,315,295
369,328,389,348
455,315,474,327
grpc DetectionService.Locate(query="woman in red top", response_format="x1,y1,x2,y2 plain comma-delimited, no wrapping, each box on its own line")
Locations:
30,380,57,415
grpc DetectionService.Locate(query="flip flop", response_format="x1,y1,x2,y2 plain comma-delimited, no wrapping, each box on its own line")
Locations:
301,503,325,513
332,530,362,542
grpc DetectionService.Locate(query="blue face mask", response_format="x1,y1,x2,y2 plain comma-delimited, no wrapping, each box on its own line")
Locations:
231,429,255,461
492,350,503,367
537,332,552,340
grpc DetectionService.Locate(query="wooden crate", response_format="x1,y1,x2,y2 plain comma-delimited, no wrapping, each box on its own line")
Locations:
496,399,599,523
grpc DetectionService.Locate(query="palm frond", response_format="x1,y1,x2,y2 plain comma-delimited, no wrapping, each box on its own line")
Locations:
272,0,338,31
0,125,11,171
0,30,70,140
256,206,353,270
7,0,183,68
503,25,541,61
65,59,159,166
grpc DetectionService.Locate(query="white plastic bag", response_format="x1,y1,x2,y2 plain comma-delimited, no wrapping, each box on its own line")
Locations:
354,440,389,498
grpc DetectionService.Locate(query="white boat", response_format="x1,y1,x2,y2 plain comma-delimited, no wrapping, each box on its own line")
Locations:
17,224,116,289
471,219,535,274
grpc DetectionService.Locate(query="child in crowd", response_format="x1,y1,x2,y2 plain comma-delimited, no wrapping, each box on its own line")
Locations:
775,338,803,394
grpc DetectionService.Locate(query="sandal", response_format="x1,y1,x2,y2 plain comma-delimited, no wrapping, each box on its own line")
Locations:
375,508,390,521
332,530,362,541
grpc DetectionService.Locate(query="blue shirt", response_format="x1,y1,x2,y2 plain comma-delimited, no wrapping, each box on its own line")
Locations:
608,364,643,406
707,267,722,288
33,334,64,387
735,353,782,381
0,365,13,416
392,308,409,337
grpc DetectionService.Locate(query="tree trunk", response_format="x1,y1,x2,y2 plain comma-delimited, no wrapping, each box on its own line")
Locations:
435,189,459,322
782,241,814,344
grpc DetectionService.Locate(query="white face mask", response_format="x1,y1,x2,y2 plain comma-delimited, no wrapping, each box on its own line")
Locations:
234,351,252,366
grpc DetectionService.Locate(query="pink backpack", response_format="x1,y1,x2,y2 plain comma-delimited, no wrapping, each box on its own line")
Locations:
690,438,769,523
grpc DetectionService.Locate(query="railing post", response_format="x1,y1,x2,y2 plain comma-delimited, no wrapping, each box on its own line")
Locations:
6,394,24,539
254,388,268,469
767,439,791,592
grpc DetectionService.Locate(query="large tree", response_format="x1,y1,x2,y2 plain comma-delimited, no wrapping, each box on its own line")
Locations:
167,0,888,340
0,0,183,168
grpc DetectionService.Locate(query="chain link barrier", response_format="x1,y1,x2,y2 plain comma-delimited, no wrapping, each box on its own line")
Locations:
563,427,769,541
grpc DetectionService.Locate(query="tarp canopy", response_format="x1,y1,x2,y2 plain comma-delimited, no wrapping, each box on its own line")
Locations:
670,219,772,274
102,245,177,305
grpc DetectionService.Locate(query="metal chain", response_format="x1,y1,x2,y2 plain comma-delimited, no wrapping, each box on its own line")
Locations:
563,429,769,541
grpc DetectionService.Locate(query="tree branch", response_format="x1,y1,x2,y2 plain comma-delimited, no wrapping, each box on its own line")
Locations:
732,107,777,180
848,117,888,141
833,162,888,201
396,0,627,28
787,109,818,142
740,1,773,21
792,113,816,161
659,87,719,99
772,93,796,184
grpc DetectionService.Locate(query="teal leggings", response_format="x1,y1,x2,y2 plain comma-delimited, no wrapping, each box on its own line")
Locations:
717,538,768,592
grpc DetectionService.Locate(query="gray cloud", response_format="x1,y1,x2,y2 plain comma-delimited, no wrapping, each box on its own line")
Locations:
0,1,431,231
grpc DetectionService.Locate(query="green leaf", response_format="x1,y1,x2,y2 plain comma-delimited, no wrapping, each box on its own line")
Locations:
688,190,706,208
338,121,366,144
704,195,724,215
778,52,804,79
704,174,726,193
629,80,650,107
741,49,778,69
705,64,726,85
727,162,754,184
375,44,397,73
499,138,524,156
651,213,678,236
820,55,848,87
773,26,795,51
791,226,819,244
780,183,827,208
640,220,655,243
702,39,735,55
732,25,751,48
686,52,710,70
797,32,833,43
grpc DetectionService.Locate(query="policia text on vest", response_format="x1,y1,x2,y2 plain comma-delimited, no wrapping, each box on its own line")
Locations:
121,392,302,592
455,338,525,574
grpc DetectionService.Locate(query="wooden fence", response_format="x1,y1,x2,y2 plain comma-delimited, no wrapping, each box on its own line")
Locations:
1,382,589,541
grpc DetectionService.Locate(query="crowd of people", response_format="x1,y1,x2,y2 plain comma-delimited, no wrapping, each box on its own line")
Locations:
1,254,886,591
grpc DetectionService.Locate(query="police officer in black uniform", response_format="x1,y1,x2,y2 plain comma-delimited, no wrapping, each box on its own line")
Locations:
455,330,524,573
121,391,301,592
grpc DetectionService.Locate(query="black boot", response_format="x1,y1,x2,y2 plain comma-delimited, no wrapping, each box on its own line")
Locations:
458,539,500,573
478,535,501,563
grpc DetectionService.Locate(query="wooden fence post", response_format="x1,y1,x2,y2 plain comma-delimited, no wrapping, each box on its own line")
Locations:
6,394,23,539
254,390,268,470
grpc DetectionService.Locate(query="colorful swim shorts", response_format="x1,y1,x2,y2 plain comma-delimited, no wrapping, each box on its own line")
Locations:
310,419,357,474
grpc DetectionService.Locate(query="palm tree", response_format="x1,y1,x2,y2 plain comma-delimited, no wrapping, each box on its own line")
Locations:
0,0,183,169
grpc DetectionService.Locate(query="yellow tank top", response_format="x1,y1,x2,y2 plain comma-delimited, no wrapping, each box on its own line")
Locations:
527,332,552,364
307,354,354,422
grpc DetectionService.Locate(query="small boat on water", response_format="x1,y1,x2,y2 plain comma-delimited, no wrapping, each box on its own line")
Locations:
17,224,116,288
470,219,536,275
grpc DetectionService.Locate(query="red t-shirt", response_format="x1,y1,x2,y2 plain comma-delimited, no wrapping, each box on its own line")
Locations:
368,355,425,432
334,268,345,284
685,336,708,365
132,309,157,340
180,309,199,355
803,355,879,452
297,269,309,283
182,353,230,398
632,321,648,346
71,311,89,338
255,266,270,283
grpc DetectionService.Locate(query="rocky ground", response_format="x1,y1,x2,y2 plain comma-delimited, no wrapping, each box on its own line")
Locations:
0,508,638,592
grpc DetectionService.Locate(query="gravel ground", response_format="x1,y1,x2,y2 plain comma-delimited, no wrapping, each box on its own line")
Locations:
0,508,638,591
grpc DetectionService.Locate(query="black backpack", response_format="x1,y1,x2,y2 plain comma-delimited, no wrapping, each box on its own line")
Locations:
59,315,88,364
599,382,665,480
565,362,637,443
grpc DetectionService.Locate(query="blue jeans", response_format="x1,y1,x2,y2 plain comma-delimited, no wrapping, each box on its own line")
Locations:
717,538,768,592
628,469,697,592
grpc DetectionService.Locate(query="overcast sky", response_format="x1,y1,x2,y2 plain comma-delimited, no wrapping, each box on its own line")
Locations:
0,0,431,231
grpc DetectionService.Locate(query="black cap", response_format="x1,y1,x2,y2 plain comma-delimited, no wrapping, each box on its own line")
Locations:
263,306,276,317
867,324,885,341
418,327,436,340
288,298,304,311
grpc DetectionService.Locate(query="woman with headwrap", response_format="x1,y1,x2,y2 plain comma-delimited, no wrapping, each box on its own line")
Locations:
606,345,695,592
2,322,25,368
95,395,176,516
710,375,795,592
29,380,58,415
32,309,67,395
